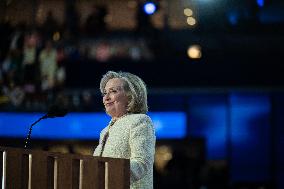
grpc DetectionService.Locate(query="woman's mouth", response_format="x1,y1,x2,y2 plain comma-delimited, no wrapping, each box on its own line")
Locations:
105,102,114,107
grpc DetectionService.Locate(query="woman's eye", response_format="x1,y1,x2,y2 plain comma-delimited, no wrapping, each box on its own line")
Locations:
102,90,116,96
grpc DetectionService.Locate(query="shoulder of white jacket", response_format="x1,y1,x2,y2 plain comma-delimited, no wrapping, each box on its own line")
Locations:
127,113,151,121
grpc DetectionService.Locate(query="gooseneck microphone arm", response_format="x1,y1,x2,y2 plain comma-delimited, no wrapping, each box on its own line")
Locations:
24,114,48,149
24,104,68,149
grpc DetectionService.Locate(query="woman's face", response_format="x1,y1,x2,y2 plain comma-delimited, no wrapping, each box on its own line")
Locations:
103,78,129,119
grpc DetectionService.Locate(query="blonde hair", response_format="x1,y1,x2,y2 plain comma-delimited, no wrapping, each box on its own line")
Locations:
100,71,148,114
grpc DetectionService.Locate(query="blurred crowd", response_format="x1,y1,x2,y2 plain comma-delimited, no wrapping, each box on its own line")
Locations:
0,5,155,111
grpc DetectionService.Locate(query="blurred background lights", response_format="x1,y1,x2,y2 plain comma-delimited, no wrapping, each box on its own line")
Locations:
257,0,265,7
184,8,193,17
53,32,61,41
187,45,202,59
143,2,157,15
228,11,239,25
154,145,173,173
187,16,196,26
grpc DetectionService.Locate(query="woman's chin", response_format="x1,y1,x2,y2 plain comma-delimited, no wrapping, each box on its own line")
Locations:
106,110,116,117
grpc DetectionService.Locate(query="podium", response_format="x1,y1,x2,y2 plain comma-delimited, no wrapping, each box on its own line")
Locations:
0,146,129,189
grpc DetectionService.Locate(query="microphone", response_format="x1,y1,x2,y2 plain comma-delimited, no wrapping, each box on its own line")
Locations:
24,104,68,149
44,104,68,118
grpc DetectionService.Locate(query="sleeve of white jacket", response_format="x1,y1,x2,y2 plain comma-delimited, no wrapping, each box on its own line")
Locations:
129,115,156,183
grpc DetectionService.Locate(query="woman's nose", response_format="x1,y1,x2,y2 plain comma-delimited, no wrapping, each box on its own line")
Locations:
103,93,110,101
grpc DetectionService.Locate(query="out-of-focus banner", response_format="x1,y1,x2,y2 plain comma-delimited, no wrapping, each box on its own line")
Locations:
0,112,186,139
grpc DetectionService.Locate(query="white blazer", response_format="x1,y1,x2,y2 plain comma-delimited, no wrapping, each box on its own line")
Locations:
94,114,156,189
